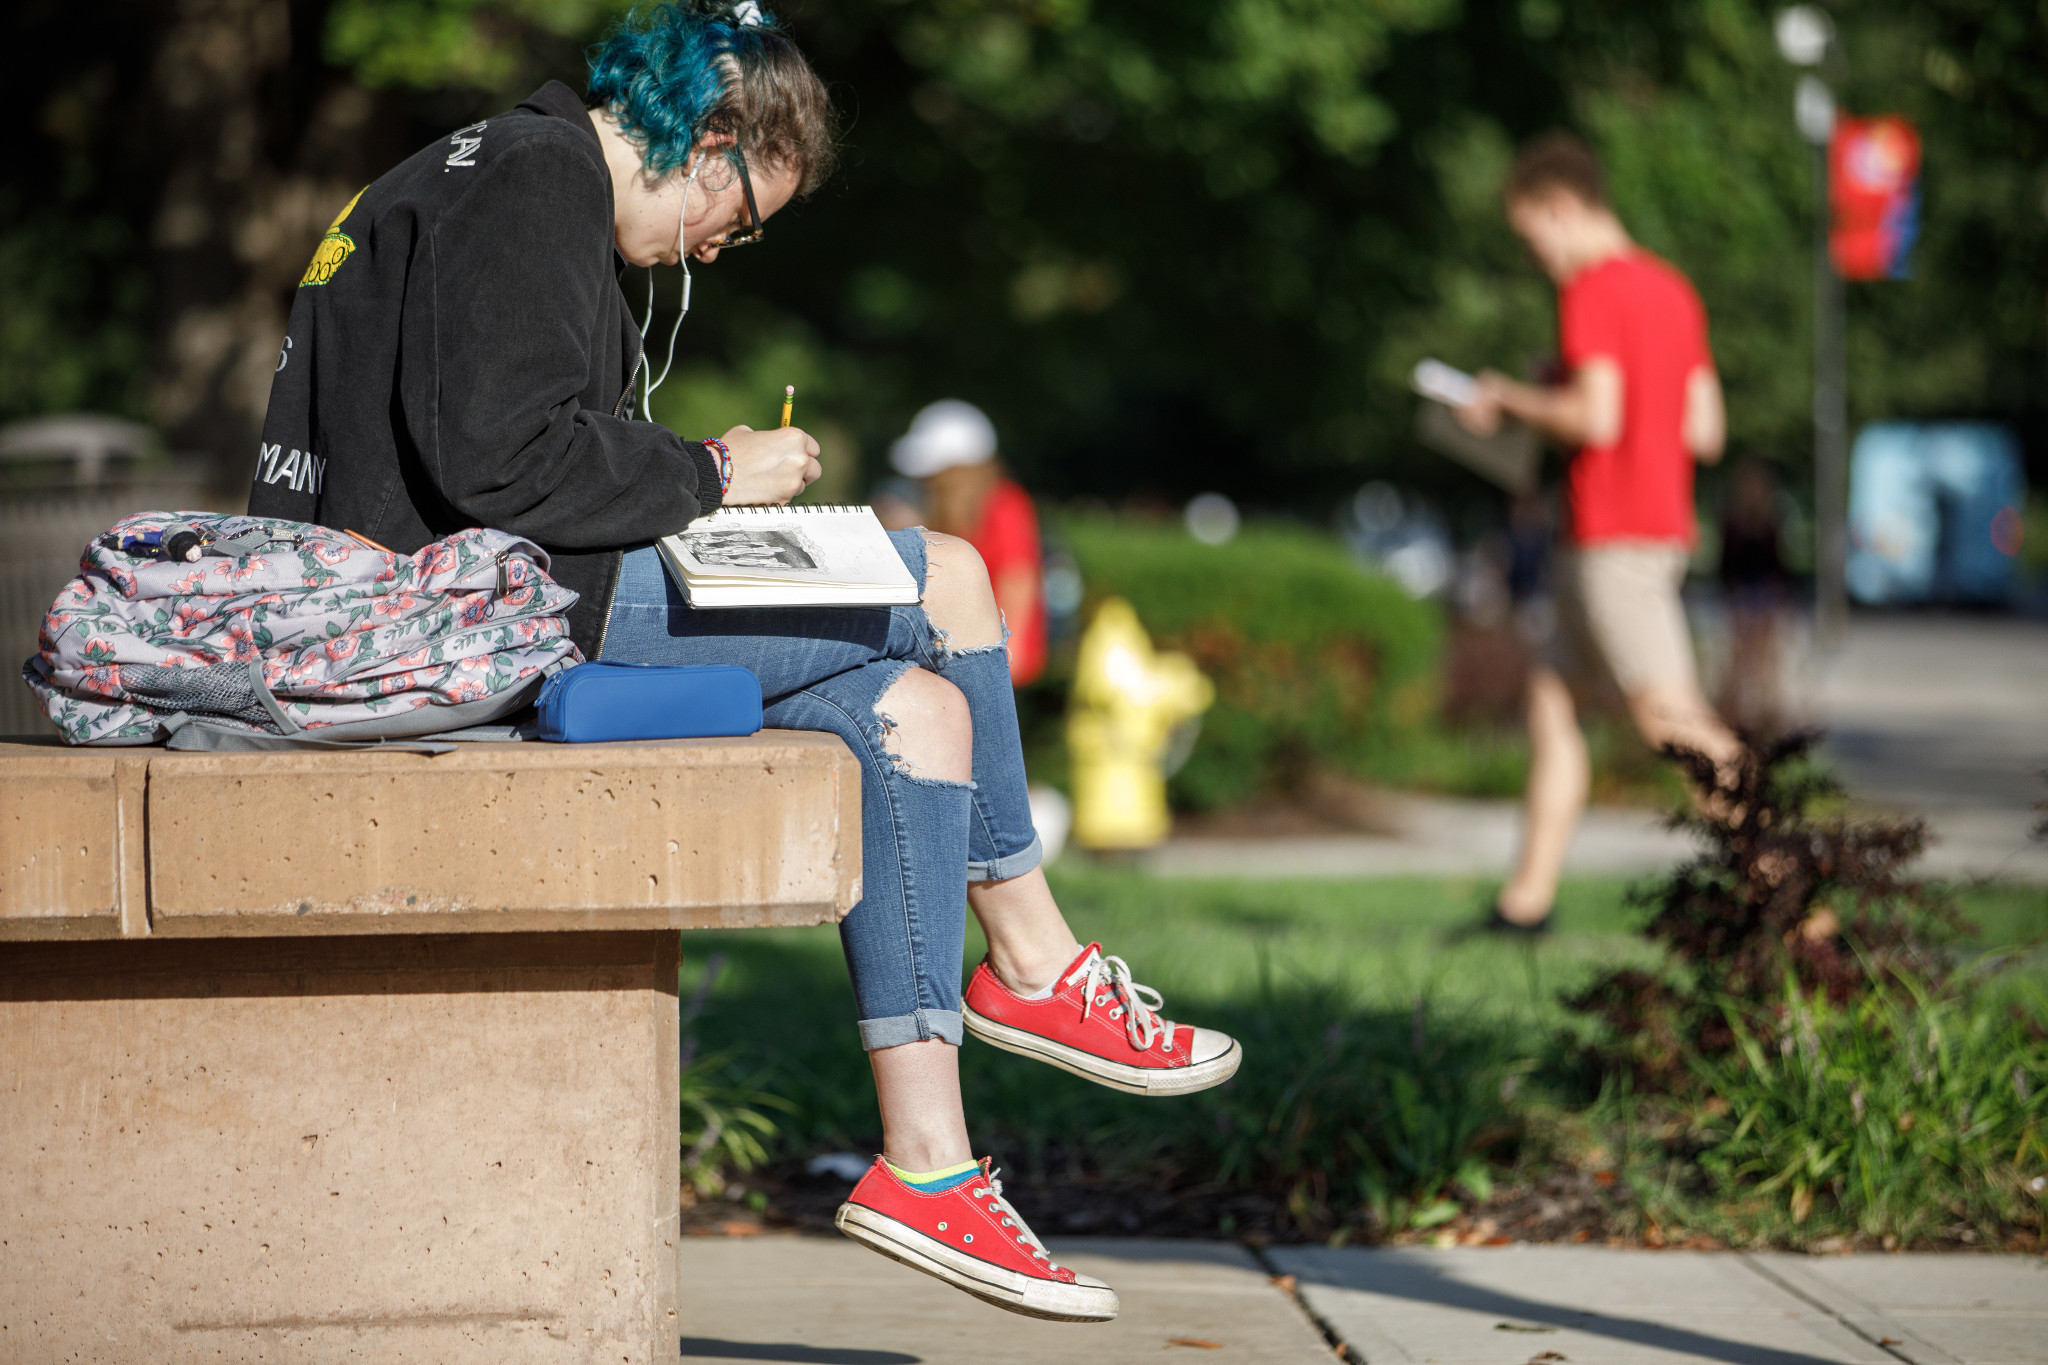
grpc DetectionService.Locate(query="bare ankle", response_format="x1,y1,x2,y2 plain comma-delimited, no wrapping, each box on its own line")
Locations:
1496,887,1551,924
990,942,1080,997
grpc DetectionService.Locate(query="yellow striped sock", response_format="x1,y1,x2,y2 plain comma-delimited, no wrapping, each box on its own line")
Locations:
886,1158,980,1192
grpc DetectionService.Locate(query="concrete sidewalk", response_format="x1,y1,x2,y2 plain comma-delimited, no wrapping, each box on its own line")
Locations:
1143,795,1701,881
678,1235,2046,1365
1271,1244,2048,1365
676,1235,1331,1362
1141,614,2048,886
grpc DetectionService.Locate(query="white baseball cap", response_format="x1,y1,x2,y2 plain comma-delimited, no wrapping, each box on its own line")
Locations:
890,400,998,477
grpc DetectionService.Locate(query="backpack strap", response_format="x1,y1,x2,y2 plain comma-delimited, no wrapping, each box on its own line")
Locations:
160,717,459,755
156,654,468,753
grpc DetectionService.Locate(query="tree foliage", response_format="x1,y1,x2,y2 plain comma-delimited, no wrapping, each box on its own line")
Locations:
4,0,2042,504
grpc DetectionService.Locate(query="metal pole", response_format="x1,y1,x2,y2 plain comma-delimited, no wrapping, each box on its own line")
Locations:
1812,139,1848,650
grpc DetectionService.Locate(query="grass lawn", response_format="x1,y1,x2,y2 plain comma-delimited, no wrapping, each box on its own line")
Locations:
678,869,2048,1246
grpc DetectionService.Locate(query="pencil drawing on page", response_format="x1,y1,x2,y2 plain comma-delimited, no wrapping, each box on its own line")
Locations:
682,527,820,572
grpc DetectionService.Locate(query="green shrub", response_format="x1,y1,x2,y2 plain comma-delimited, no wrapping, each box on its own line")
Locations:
1678,975,2048,1246
1571,733,1957,1091
1058,512,1442,810
678,951,794,1199
1566,736,2047,1248
680,1051,792,1199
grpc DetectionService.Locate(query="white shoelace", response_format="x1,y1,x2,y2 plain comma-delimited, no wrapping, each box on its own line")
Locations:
970,1165,1062,1271
1066,950,1177,1053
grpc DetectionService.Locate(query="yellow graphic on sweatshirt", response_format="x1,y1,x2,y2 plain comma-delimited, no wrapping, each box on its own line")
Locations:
300,187,367,287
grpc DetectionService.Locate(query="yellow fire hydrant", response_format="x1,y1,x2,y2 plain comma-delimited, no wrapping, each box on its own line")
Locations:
1066,597,1214,850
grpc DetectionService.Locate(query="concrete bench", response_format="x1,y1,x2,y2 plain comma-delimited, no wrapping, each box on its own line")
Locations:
0,733,860,1363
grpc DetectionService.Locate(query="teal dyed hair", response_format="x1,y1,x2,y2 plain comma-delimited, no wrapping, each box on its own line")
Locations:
586,0,835,189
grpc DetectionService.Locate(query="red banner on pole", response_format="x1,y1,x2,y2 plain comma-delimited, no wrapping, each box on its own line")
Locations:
1830,116,1921,280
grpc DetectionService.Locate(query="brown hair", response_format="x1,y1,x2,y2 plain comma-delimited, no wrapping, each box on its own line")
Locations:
715,34,838,194
1503,132,1606,208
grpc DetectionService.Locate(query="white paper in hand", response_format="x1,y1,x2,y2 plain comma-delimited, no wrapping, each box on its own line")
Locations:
1410,358,1479,409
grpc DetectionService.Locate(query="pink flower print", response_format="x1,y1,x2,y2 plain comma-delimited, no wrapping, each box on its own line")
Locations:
107,567,137,597
421,544,459,576
171,569,206,594
324,633,361,663
170,601,212,637
81,637,118,663
312,542,353,567
514,619,541,642
283,654,325,685
252,591,284,607
503,585,535,608
372,592,419,619
230,556,271,582
225,621,259,662
80,665,120,699
446,677,489,702
456,594,491,628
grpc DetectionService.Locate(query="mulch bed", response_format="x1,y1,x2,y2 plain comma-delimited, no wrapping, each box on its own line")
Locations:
681,1158,1628,1245
682,1158,2042,1254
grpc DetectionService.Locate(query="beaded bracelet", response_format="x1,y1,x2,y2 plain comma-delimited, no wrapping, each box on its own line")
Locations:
699,437,733,497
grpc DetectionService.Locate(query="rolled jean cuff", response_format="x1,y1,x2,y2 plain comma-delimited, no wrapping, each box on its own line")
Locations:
858,1008,964,1051
967,832,1043,884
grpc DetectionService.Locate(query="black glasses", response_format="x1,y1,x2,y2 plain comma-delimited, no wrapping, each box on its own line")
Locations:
704,145,764,249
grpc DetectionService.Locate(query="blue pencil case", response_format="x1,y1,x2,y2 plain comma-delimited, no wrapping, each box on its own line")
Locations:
533,661,762,743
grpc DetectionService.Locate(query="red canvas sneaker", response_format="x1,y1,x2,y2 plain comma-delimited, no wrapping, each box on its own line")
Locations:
835,1158,1118,1322
961,943,1241,1096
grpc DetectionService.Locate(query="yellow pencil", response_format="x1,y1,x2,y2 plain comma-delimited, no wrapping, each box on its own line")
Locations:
780,385,795,428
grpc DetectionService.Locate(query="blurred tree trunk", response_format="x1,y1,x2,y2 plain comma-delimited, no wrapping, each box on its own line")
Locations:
144,0,381,498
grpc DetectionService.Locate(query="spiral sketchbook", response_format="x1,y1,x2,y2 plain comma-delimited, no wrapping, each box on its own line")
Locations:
656,505,921,608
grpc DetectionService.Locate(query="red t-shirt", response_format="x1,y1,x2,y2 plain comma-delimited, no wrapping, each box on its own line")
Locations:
1558,250,1711,545
965,478,1047,685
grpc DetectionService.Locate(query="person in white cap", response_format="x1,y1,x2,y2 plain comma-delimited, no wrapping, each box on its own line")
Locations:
891,400,1047,684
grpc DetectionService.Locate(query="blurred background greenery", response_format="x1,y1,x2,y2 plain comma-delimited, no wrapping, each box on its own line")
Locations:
7,0,2043,514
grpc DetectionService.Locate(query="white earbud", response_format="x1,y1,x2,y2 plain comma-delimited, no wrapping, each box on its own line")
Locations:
640,156,701,413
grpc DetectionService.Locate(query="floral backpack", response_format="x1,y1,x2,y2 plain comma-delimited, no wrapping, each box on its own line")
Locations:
22,511,582,750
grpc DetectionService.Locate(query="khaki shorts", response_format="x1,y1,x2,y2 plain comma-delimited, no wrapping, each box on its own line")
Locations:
1548,541,1700,697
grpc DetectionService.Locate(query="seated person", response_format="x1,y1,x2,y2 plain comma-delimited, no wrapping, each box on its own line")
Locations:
248,0,1238,1324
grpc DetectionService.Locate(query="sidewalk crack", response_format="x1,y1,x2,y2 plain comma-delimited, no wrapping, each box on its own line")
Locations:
1735,1253,1939,1365
1246,1244,1369,1363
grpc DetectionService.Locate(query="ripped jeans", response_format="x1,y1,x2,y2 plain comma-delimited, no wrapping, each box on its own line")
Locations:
600,529,1042,1050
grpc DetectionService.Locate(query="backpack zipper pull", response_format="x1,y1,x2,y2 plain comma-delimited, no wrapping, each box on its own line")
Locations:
496,550,511,595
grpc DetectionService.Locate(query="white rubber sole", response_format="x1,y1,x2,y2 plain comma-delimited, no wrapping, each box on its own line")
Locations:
834,1202,1119,1322
961,1003,1242,1097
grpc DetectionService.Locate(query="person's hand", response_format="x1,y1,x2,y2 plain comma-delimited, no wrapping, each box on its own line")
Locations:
718,424,820,505
1454,371,1510,437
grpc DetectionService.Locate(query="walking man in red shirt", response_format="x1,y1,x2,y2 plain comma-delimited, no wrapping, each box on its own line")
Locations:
1457,133,1741,932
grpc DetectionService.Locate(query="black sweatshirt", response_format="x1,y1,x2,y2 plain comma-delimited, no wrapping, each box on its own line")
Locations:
249,81,722,656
